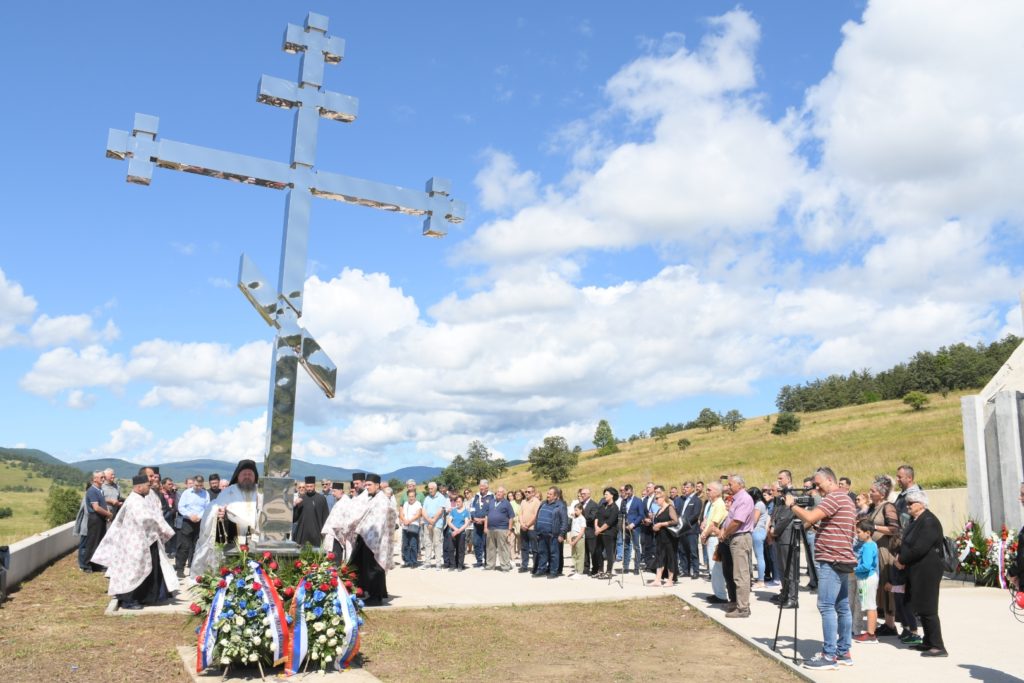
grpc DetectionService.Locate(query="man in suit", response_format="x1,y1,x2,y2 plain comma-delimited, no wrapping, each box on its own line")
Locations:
158,477,178,557
640,482,657,570
619,484,645,574
578,488,599,575
677,481,701,579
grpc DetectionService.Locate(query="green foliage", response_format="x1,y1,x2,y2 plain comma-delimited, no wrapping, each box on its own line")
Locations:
0,484,43,492
44,484,81,526
0,448,88,486
676,438,691,451
771,412,801,436
438,440,508,491
387,477,401,492
721,409,745,432
0,507,12,519
776,335,1021,412
592,420,619,456
902,391,930,411
694,408,721,432
527,435,579,483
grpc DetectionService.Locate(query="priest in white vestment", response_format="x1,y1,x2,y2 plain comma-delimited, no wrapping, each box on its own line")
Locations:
190,460,263,577
92,474,179,610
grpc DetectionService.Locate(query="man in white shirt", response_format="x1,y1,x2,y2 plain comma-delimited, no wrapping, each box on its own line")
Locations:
399,493,423,567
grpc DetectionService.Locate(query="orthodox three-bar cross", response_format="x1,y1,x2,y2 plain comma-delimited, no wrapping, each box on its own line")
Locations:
106,12,465,551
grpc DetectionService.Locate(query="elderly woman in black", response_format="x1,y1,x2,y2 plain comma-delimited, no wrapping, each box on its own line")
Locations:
895,489,946,657
593,487,620,579
649,488,680,587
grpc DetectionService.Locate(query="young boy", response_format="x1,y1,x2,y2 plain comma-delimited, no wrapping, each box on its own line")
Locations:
568,503,587,579
853,518,880,643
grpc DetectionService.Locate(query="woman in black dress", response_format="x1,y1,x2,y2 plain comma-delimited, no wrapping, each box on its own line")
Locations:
895,489,946,657
650,489,679,587
593,487,619,579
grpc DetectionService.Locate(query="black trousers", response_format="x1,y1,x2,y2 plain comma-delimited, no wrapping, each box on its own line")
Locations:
174,519,200,573
596,532,617,574
719,539,737,603
640,527,656,568
583,535,598,574
84,515,106,571
450,531,467,569
919,612,944,650
677,532,699,576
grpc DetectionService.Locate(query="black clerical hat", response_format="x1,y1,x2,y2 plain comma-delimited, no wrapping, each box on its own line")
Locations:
304,475,316,484
365,473,381,484
229,459,259,486
332,482,345,491
132,474,149,485
351,472,366,483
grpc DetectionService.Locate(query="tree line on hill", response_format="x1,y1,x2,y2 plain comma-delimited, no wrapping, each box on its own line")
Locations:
0,449,89,486
775,335,1021,413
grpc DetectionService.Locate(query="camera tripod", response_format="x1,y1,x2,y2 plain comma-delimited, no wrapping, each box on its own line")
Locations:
772,523,806,664
610,513,646,587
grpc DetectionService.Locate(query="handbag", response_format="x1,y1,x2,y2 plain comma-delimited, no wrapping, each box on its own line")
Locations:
667,515,685,538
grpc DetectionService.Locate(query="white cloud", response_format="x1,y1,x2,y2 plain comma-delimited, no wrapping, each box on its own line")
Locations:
146,415,266,463
474,149,540,213
67,389,97,410
20,345,128,397
0,268,37,347
29,314,119,348
99,419,153,455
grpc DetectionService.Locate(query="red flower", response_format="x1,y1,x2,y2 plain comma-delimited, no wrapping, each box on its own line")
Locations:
294,560,303,569
355,588,363,597
195,576,204,584
330,577,339,587
319,582,330,592
263,551,273,560
252,582,262,592
217,579,227,588
310,564,319,570
219,567,230,576
326,552,336,561
189,603,202,615
273,577,283,588
239,544,249,552
269,561,279,571
344,580,353,590
283,586,295,598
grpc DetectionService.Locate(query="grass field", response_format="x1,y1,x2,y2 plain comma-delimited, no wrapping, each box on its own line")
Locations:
497,391,968,495
0,461,59,545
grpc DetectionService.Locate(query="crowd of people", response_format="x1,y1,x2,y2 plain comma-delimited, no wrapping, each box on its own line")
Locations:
73,460,1024,671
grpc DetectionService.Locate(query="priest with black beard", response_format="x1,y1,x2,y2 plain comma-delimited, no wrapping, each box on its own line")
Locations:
190,460,263,577
293,475,329,549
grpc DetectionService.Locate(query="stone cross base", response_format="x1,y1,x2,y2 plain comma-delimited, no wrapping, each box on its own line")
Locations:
962,389,1024,533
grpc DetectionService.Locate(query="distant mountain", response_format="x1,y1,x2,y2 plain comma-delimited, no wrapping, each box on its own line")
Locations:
33,451,443,487
0,447,66,466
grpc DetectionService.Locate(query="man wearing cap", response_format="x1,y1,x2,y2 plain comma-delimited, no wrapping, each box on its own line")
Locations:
208,474,221,501
351,472,367,498
190,460,263,577
293,475,330,548
323,473,397,605
92,474,179,610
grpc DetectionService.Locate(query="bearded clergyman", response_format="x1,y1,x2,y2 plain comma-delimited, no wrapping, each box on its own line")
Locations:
92,474,179,610
293,475,329,549
321,473,396,606
190,460,263,577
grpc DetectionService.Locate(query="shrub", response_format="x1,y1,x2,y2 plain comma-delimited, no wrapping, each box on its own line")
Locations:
771,412,801,436
44,485,81,526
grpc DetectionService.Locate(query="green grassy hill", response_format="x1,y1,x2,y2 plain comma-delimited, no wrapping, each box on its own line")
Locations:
0,461,61,545
497,391,967,495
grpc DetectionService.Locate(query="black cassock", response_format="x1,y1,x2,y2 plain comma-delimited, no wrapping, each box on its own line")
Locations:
350,534,387,606
293,492,329,548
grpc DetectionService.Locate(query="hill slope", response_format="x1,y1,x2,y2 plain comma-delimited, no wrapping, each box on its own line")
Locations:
498,391,967,494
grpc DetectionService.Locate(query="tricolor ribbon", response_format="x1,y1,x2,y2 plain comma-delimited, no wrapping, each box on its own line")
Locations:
196,580,228,672
285,573,313,676
333,589,362,670
248,560,290,668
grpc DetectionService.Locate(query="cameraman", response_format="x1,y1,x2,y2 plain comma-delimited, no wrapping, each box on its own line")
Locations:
785,467,857,671
770,470,801,608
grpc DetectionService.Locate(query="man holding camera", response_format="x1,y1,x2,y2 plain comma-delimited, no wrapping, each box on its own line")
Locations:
786,466,857,670
771,469,802,608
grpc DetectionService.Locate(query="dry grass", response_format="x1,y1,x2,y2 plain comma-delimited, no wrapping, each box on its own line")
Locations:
1,556,799,683
498,391,967,495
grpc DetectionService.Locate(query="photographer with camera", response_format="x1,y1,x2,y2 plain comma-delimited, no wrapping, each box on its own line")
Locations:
771,470,802,608
785,467,858,671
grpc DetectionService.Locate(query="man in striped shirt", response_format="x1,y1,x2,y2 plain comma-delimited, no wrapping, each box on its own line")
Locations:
786,466,857,671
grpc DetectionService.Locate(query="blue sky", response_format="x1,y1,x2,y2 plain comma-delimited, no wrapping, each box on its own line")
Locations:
1,1,1021,470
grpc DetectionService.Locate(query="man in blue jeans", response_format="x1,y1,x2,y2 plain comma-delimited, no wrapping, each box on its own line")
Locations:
786,467,858,671
469,479,494,568
533,487,569,578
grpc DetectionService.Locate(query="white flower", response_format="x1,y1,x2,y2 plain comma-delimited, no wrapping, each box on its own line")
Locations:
313,622,325,632
331,617,341,626
234,616,244,626
311,651,319,661
249,653,258,662
252,637,261,645
265,629,273,638
336,646,345,654
326,628,336,637
243,627,252,637
318,635,327,644
220,656,231,665
327,638,337,647
262,616,270,625
230,634,241,643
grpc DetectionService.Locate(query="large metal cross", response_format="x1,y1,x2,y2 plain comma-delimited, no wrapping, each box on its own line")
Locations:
106,12,464,551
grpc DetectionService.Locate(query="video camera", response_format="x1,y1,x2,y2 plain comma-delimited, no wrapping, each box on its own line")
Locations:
780,485,816,509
